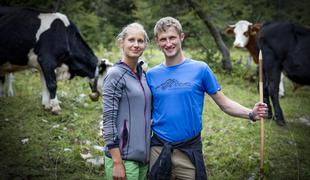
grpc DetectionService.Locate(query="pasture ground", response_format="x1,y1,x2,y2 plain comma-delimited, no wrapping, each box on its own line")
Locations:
0,49,309,179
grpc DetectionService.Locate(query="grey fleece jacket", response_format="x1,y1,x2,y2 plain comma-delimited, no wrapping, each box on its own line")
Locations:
102,61,152,164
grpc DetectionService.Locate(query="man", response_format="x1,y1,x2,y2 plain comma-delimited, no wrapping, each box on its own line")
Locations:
146,17,268,180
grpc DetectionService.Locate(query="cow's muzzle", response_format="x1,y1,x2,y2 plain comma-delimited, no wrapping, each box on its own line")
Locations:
89,91,99,101
89,77,100,101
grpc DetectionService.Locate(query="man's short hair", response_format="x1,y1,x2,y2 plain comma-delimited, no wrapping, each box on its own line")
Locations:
154,17,183,37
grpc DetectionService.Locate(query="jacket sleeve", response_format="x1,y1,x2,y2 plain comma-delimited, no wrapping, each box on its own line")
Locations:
102,69,124,149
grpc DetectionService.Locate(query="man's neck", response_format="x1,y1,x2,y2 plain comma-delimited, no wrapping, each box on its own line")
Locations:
164,53,185,67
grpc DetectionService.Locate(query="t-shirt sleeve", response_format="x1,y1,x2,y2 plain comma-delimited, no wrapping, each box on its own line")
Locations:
202,64,221,95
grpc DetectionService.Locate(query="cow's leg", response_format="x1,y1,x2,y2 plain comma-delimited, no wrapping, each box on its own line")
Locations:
268,68,285,125
261,46,285,124
263,81,273,119
0,76,4,97
38,56,61,114
7,73,14,96
39,70,50,108
278,73,285,97
258,66,273,119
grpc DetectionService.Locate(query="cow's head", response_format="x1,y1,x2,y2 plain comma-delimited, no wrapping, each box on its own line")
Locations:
63,23,112,101
225,20,261,48
65,22,99,81
89,58,113,101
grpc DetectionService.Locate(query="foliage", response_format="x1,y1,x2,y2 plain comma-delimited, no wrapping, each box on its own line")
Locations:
2,0,309,63
97,0,138,49
134,0,218,50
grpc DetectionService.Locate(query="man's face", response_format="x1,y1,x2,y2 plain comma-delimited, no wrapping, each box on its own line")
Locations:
155,26,184,58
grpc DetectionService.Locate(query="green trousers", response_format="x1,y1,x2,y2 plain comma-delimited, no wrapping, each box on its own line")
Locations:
104,156,148,180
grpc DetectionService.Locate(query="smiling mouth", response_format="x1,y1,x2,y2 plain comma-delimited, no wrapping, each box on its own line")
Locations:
165,48,174,52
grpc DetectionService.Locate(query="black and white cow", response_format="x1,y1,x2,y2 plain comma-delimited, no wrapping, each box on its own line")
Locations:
0,6,111,114
227,20,310,125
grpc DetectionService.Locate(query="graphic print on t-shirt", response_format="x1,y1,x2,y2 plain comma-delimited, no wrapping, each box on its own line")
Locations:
155,78,191,91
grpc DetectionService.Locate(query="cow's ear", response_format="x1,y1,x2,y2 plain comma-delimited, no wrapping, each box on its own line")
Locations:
249,23,262,36
225,25,235,35
98,59,112,74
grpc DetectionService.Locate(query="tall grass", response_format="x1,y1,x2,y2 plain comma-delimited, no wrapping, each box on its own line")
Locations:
0,48,309,179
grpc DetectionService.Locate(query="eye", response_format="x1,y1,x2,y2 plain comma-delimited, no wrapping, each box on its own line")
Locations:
128,38,135,42
138,39,145,44
243,31,249,37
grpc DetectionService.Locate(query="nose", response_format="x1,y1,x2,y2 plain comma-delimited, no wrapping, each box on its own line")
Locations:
165,39,173,46
233,42,242,48
133,41,139,46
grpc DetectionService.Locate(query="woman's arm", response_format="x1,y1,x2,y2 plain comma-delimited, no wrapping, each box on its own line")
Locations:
109,148,126,179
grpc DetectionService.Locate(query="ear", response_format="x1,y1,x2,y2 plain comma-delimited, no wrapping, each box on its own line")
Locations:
225,25,235,35
249,23,262,36
154,36,161,48
180,32,185,41
98,59,112,74
154,35,159,43
117,39,124,49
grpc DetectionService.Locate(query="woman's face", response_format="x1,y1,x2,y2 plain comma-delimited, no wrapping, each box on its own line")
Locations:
121,27,147,60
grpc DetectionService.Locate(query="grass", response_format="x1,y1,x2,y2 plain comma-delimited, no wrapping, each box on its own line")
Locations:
203,73,310,180
0,71,105,179
0,48,310,179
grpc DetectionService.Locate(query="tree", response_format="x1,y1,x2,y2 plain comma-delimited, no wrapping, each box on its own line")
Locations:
186,0,232,71
96,0,137,48
133,0,229,70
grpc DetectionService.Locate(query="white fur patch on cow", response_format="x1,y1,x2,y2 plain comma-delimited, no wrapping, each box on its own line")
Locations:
7,73,14,96
36,13,70,42
96,59,113,94
40,70,50,107
50,97,61,114
55,64,71,80
0,73,12,97
232,20,252,48
27,48,40,68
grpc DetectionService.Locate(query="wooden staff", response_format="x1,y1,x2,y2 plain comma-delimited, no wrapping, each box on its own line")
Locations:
259,50,265,177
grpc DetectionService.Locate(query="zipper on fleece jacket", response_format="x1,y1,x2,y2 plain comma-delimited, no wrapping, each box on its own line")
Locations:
122,62,149,162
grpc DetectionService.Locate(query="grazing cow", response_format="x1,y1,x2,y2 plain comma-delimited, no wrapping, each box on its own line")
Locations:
226,20,310,125
0,6,108,114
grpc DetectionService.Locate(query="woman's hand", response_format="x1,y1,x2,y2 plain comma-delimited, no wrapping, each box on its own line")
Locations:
113,161,126,180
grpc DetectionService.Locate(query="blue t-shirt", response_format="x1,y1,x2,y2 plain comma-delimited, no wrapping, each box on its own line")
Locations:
146,59,221,142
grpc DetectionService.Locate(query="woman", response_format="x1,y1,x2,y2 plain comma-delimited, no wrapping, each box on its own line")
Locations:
102,23,151,180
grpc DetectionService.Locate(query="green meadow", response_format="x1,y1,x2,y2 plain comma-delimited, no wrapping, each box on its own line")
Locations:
0,48,309,180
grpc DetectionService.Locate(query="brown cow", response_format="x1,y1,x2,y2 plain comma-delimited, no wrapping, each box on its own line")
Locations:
226,20,286,98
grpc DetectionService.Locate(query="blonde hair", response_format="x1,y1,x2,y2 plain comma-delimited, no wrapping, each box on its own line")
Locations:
154,17,183,37
116,22,149,45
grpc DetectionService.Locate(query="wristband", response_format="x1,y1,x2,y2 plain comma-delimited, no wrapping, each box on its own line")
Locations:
248,111,256,122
